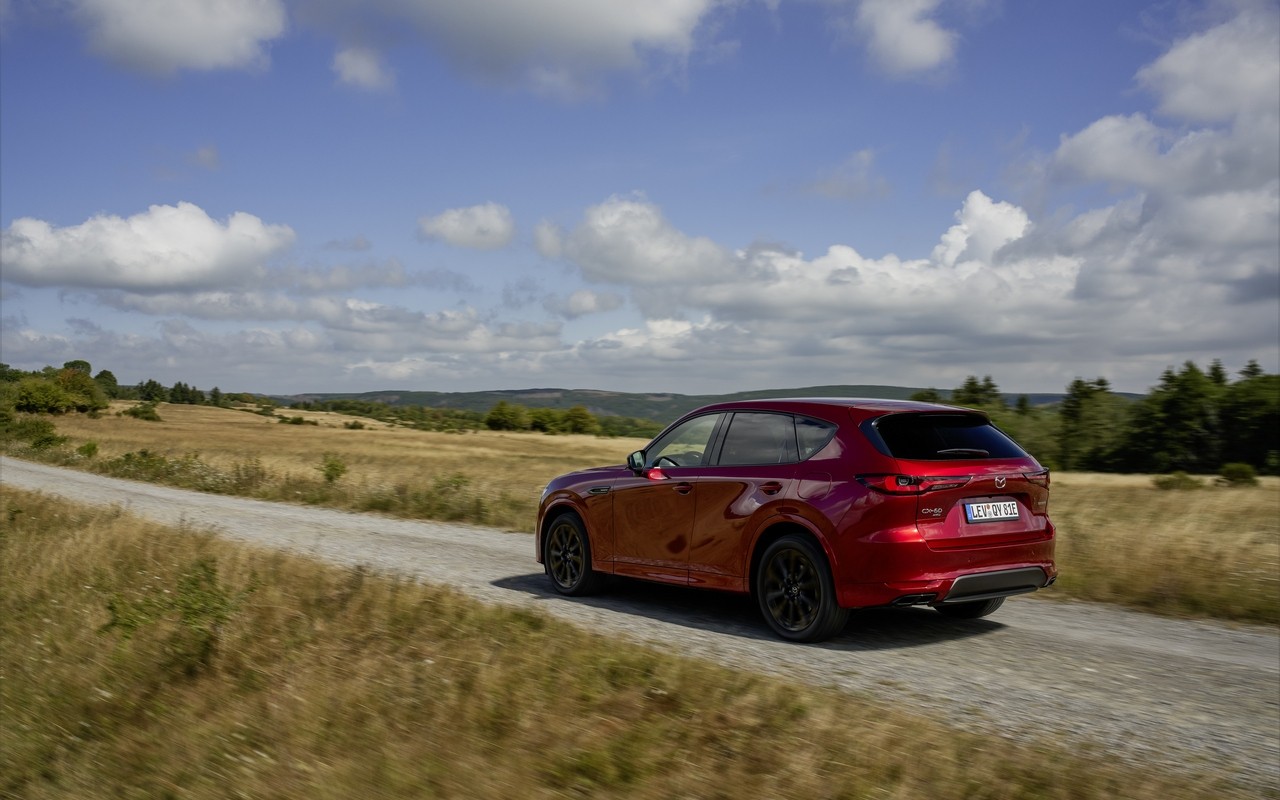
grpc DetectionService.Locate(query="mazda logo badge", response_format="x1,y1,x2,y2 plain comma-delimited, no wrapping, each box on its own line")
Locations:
994,476,1007,489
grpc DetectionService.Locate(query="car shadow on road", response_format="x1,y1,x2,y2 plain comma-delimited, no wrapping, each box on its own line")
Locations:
492,573,1003,651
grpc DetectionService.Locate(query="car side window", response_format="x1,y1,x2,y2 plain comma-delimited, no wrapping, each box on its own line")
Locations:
796,416,837,460
646,413,723,468
717,412,800,466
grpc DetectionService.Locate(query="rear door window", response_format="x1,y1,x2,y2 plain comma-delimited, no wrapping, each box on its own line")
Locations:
717,412,800,466
870,413,1028,460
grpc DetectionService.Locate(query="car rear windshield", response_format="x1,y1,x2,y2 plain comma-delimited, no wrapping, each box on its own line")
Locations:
869,413,1028,461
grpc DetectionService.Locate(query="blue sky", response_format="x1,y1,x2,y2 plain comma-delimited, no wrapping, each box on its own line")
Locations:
2,0,1277,396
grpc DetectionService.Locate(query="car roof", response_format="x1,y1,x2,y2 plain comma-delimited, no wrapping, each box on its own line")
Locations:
690,397,978,416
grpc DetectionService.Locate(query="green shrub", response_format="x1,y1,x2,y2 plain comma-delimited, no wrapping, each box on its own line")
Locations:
1152,471,1203,491
0,411,67,449
318,453,347,484
76,441,99,459
12,377,77,414
122,402,162,421
1217,462,1259,487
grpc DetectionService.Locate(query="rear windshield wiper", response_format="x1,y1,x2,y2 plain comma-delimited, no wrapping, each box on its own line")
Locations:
936,448,989,457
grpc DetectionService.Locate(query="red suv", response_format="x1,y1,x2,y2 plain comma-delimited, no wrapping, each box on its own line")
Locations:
536,398,1056,642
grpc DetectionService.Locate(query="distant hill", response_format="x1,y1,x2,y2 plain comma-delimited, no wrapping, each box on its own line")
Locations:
283,385,1082,425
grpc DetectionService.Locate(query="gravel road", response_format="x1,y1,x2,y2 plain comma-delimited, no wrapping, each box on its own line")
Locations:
3,456,1277,793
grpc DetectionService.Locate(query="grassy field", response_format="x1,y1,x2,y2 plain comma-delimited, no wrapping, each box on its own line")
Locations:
12,402,1280,624
0,487,1252,800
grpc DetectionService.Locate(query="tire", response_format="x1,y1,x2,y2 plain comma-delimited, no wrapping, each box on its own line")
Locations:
544,513,605,596
756,534,849,642
935,597,1005,619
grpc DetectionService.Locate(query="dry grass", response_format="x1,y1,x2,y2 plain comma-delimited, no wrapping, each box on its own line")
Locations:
1049,478,1279,621
17,402,1280,624
44,402,646,530
1,487,1252,800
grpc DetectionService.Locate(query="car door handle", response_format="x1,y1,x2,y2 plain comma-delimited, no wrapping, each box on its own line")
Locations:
673,482,693,495
761,481,783,495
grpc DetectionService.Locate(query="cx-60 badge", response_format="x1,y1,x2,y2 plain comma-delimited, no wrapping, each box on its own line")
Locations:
921,507,944,517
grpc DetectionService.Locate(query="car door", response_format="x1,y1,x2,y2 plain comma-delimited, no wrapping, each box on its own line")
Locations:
689,412,800,588
611,413,725,583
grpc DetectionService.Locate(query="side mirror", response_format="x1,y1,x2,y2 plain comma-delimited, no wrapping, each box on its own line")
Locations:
627,450,645,473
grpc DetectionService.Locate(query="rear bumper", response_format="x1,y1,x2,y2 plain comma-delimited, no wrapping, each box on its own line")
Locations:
837,563,1056,609
937,566,1054,604
831,526,1056,609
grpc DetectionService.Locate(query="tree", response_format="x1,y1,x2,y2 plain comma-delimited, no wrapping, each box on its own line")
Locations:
1208,359,1228,387
0,363,29,383
63,359,92,375
94,369,120,398
209,387,224,407
952,375,1002,407
1120,362,1222,473
562,405,599,435
1240,360,1264,379
12,377,77,414
909,388,942,403
55,368,108,412
1057,378,1125,471
485,401,529,431
138,379,169,403
1218,371,1280,472
528,407,563,433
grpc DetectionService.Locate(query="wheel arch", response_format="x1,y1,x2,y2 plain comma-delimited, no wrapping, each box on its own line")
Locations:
536,500,585,562
747,519,837,598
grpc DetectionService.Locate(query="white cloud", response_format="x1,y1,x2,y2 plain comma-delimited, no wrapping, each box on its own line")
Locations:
1043,1,1279,315
0,202,295,291
931,190,1029,268
1052,114,1170,189
850,0,957,76
559,194,737,286
543,289,624,319
333,46,395,90
418,202,516,250
71,0,286,74
1137,1,1280,124
540,176,1273,391
298,0,721,98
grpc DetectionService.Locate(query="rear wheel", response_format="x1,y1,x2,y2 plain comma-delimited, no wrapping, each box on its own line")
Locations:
544,513,605,596
935,597,1005,619
756,535,849,642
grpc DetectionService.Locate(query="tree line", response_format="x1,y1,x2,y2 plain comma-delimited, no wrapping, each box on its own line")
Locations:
2,358,1275,473
913,359,1278,475
0,360,250,415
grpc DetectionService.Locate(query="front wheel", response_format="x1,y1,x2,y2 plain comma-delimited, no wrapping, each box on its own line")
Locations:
544,513,605,596
756,535,849,642
935,597,1005,619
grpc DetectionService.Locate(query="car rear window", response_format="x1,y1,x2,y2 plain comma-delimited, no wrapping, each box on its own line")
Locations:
869,413,1028,460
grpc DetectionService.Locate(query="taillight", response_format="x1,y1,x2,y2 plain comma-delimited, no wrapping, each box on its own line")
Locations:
1023,469,1050,488
858,475,971,494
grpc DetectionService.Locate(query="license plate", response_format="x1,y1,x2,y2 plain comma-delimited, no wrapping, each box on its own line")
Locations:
965,501,1019,523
